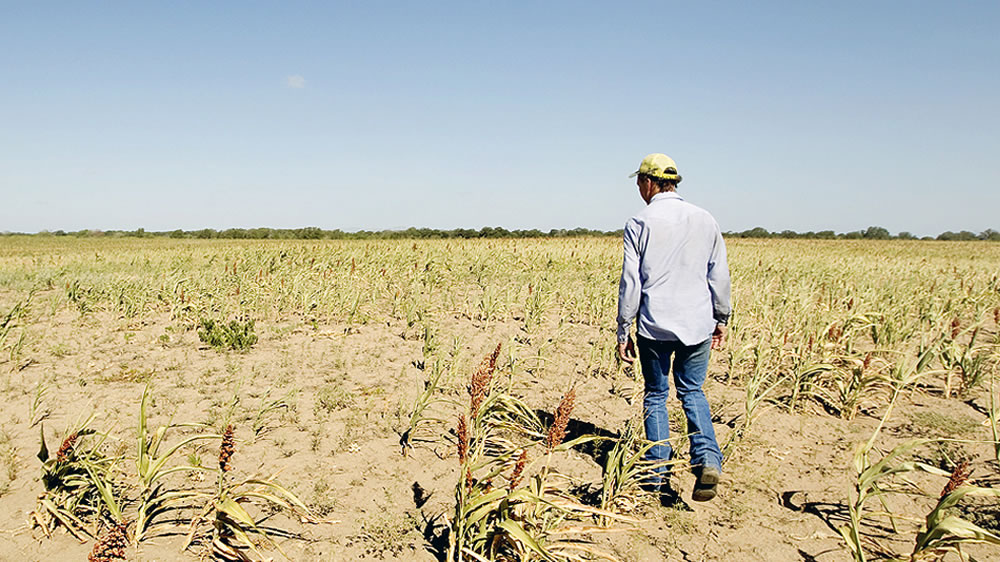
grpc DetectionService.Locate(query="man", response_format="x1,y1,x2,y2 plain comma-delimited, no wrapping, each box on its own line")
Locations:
616,153,731,503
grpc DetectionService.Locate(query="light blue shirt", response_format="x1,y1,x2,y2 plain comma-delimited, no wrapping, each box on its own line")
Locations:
616,191,731,346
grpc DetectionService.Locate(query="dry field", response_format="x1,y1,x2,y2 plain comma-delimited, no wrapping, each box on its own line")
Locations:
0,237,998,562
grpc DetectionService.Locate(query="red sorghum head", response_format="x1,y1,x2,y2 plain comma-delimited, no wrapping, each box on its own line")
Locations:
218,424,236,472
545,387,576,451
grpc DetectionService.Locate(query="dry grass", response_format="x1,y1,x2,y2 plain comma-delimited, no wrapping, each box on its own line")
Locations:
0,237,998,560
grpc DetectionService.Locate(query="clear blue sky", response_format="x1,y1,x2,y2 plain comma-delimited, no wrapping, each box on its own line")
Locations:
2,1,997,235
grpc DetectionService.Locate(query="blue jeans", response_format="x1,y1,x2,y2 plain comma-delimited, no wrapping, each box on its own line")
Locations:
637,335,723,487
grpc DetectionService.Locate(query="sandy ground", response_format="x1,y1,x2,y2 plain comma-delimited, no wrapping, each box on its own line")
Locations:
0,294,997,562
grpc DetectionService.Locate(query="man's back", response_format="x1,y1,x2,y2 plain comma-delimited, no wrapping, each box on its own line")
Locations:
617,191,730,346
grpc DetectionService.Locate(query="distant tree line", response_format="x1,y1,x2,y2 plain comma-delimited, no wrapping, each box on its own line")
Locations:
4,225,999,241
726,226,1000,241
4,226,619,240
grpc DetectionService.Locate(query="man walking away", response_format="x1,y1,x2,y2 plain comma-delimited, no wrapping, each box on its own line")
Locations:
616,153,731,503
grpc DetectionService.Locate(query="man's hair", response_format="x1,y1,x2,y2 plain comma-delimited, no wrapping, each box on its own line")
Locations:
639,173,678,192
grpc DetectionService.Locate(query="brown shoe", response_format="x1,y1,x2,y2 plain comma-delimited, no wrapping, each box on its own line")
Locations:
691,466,720,502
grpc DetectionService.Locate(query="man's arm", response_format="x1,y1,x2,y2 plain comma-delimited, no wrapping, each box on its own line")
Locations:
617,220,641,363
707,223,731,350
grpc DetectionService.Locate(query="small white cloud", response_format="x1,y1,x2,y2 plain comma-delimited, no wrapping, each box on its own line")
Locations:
286,75,306,89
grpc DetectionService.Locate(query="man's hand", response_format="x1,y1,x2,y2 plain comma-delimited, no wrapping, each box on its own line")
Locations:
711,324,726,350
618,337,637,364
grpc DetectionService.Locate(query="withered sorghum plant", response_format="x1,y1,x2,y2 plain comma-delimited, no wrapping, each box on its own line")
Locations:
134,385,221,542
448,349,625,562
88,520,128,562
911,468,1000,560
599,415,681,521
400,358,447,456
840,400,1000,562
218,424,235,473
186,429,320,562
31,420,121,542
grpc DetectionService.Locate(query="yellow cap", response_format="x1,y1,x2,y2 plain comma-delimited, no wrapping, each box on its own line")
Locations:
629,153,682,182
